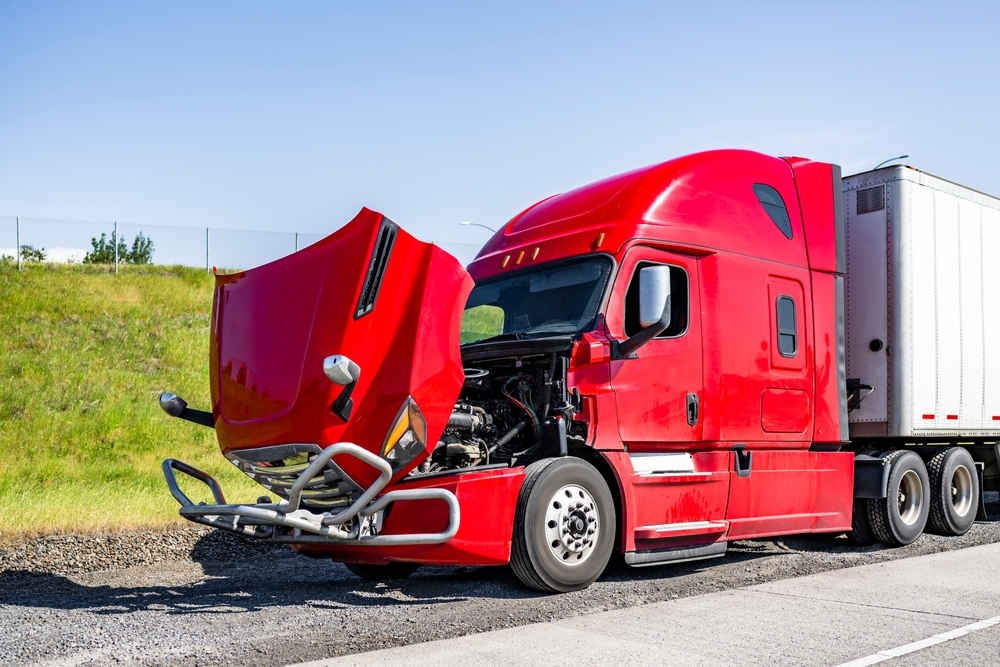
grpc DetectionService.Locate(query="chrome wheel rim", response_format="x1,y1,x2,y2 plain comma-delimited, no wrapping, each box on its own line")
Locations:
897,469,924,526
544,484,599,566
951,464,973,517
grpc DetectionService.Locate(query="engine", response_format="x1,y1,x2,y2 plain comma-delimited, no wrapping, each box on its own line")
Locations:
411,352,586,476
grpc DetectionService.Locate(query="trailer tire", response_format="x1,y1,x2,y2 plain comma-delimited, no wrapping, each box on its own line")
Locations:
846,499,875,544
344,561,421,581
510,457,616,593
866,450,929,546
927,447,979,536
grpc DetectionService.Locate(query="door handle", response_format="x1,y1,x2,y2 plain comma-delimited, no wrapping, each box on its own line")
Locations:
733,444,753,477
686,393,699,426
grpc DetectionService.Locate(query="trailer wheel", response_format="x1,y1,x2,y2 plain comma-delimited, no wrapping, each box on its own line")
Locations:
510,457,616,593
344,561,421,581
867,450,929,546
846,498,875,544
927,447,979,536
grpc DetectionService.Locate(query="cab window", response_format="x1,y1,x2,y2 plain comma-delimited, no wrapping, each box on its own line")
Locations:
623,262,689,338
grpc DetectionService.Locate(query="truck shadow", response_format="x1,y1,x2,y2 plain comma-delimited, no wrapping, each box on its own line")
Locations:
0,530,536,615
3,510,997,616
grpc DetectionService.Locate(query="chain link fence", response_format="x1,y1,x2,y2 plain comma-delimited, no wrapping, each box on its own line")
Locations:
0,216,483,270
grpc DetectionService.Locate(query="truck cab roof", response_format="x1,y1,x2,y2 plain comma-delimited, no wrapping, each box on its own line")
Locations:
468,149,842,281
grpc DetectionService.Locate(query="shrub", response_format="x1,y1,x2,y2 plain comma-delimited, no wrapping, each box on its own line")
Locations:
128,232,154,265
84,231,155,265
83,233,125,264
19,245,46,262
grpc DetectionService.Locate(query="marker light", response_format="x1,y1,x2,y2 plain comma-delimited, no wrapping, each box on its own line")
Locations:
381,397,428,470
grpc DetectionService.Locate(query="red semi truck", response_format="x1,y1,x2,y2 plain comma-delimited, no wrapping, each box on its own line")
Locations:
161,149,999,593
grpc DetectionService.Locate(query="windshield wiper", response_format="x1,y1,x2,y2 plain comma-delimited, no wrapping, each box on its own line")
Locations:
463,330,576,346
463,332,529,346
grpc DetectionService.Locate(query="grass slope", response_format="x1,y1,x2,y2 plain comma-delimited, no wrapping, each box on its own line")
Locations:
0,261,258,541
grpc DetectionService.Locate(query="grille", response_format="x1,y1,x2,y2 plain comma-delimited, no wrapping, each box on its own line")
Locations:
225,444,358,511
857,185,885,215
355,217,398,319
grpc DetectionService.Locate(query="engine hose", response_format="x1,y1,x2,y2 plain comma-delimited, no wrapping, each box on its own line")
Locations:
489,420,527,453
503,377,540,439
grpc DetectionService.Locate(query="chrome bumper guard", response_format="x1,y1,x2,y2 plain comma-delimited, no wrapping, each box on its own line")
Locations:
162,443,460,546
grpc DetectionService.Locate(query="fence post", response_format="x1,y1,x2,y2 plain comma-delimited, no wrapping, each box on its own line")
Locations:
15,216,20,271
114,221,119,274
206,228,210,273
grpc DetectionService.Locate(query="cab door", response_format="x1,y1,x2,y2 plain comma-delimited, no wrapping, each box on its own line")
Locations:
607,247,703,447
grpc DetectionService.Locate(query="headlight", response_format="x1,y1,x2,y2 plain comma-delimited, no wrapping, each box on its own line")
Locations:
381,397,428,470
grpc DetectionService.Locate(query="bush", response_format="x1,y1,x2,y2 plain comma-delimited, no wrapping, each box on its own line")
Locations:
83,232,125,264
128,232,154,265
84,231,155,265
19,245,46,262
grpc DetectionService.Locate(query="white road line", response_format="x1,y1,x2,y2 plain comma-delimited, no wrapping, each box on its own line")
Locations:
834,615,1000,667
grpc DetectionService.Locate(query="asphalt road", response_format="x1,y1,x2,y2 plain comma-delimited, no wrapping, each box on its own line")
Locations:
3,516,1000,667
299,543,1000,667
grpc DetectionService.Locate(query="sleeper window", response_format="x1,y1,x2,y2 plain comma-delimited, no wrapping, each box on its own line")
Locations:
623,262,689,338
776,295,797,357
753,184,793,239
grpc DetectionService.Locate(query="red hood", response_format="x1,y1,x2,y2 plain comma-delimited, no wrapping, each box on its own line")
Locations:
210,208,474,484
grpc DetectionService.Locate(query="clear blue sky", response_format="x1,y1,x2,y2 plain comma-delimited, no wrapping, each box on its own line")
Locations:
2,1,998,245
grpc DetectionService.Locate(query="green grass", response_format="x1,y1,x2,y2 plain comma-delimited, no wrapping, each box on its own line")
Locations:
460,304,504,344
0,261,259,541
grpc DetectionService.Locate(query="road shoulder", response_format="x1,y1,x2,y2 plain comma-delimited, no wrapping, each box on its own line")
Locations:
295,542,1000,667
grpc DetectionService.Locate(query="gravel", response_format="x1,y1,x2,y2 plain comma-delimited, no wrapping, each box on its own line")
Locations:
3,509,999,667
0,527,280,576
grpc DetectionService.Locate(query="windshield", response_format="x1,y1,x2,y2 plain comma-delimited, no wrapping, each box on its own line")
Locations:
461,256,613,344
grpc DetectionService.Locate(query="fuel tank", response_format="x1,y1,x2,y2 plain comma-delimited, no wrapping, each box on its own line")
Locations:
210,208,474,486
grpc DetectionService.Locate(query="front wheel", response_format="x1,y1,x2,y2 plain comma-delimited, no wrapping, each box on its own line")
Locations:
344,561,421,581
510,457,616,593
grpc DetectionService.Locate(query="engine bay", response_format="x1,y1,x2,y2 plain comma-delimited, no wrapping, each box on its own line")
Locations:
409,352,587,476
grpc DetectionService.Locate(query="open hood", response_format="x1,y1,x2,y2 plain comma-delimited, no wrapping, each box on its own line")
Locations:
210,208,474,485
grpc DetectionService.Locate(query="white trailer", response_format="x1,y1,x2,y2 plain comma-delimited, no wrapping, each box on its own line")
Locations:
844,165,1000,439
843,165,1000,508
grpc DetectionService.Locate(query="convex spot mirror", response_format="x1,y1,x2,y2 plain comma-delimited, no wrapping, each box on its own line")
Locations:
639,265,671,328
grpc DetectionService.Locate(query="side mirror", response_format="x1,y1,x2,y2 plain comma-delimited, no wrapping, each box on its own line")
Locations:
158,392,215,428
323,355,361,422
615,265,672,360
639,265,671,328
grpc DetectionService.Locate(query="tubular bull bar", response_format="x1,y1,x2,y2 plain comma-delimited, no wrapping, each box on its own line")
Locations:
162,442,460,546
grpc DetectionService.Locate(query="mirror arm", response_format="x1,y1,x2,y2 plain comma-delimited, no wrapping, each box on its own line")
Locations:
613,296,671,360
331,380,357,422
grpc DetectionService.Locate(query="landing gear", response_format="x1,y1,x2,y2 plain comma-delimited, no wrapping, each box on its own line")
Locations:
927,447,979,536
344,561,421,581
510,458,616,593
867,450,929,546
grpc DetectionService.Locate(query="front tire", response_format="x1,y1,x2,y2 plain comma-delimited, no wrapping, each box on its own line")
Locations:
344,561,421,581
510,458,616,593
867,450,929,546
927,447,979,536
